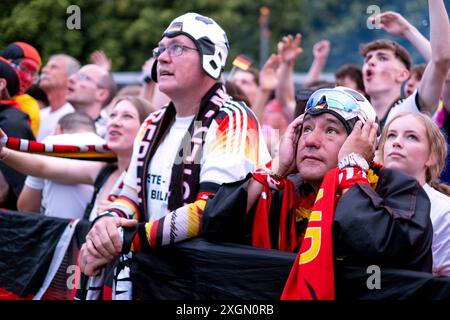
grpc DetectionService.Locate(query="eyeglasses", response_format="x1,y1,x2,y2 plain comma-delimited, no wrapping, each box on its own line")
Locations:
152,43,199,59
74,72,104,88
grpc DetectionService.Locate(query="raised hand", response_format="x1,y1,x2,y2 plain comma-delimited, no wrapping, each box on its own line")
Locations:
278,33,303,65
90,50,112,72
259,53,281,91
313,40,330,61
371,11,412,37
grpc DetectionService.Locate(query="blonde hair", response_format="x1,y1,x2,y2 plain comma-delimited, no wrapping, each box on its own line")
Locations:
109,96,153,124
378,112,450,196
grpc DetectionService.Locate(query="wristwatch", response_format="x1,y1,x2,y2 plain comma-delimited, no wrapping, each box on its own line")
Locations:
338,152,369,172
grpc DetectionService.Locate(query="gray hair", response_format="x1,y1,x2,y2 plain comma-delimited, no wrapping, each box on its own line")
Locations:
49,54,81,76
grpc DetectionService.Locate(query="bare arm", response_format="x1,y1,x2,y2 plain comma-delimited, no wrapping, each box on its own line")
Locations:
0,147,104,185
303,40,330,87
246,179,263,213
417,0,450,115
276,34,303,121
17,186,41,213
252,54,281,123
375,11,431,62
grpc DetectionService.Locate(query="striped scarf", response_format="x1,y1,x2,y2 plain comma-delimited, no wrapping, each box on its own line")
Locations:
135,82,227,221
2,136,116,162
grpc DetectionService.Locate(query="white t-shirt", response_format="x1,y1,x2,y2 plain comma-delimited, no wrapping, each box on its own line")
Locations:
25,132,106,219
123,101,271,221
384,90,440,126
146,115,195,220
384,91,419,126
423,184,450,276
37,102,74,141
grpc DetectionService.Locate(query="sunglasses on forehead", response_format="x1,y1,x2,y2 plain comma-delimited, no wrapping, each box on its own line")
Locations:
305,88,370,123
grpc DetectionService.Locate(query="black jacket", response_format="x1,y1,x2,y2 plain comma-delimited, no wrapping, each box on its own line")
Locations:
202,167,433,273
0,103,35,209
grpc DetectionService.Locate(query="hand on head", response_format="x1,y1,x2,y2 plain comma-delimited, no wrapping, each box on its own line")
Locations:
338,120,379,163
273,114,304,176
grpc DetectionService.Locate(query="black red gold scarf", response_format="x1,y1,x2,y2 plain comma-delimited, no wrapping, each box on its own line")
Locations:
135,83,227,221
281,163,383,300
251,168,297,251
281,168,340,300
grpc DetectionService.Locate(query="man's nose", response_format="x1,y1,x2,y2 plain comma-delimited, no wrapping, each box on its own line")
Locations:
68,74,76,84
158,48,171,63
366,56,376,67
304,129,321,148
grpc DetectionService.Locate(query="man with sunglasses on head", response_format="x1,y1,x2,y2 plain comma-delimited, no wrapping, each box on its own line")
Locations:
78,13,270,299
202,86,434,299
66,64,117,138
1,42,42,137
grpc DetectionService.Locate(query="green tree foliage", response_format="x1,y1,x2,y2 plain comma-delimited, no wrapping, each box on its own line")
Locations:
0,0,444,73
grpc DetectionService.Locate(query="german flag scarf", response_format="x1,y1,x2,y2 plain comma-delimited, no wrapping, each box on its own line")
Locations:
281,168,340,300
135,82,226,218
251,168,297,251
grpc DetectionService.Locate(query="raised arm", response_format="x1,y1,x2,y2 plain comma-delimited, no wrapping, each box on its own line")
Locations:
90,50,112,72
276,33,303,121
0,146,103,186
303,40,330,87
375,11,431,62
252,53,281,123
417,0,450,115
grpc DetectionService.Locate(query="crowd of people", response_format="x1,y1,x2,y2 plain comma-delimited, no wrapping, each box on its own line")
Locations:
0,0,449,300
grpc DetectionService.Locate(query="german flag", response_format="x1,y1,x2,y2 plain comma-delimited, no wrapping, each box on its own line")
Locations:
232,55,253,71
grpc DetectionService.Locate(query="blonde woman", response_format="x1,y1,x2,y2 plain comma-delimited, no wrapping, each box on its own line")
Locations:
379,112,450,276
0,96,150,221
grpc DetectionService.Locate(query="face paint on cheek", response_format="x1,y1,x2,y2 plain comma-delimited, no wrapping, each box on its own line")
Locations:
18,70,33,91
379,71,391,80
